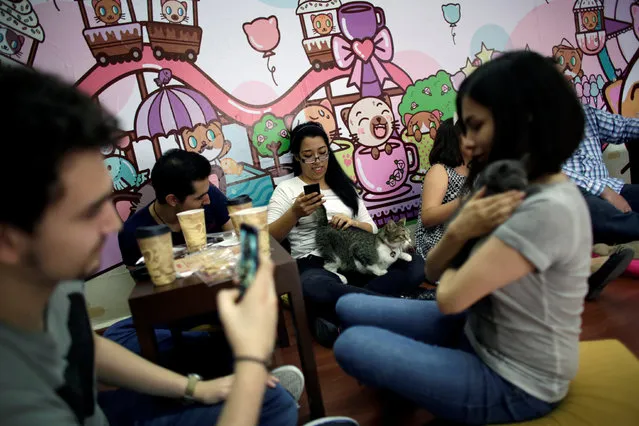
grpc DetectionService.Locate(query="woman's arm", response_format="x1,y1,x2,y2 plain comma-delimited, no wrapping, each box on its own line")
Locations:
420,165,462,227
436,237,534,314
353,196,377,233
268,207,299,242
425,189,524,282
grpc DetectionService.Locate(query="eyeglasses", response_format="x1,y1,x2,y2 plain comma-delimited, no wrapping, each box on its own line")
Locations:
300,153,329,164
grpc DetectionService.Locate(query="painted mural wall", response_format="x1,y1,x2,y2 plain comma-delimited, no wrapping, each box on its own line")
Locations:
1,0,636,276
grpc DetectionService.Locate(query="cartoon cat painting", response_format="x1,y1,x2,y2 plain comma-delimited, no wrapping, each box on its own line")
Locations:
403,110,443,142
0,27,25,58
92,0,125,25
311,13,334,36
181,121,232,162
582,10,599,30
290,99,339,142
552,39,584,79
160,0,189,24
342,97,399,160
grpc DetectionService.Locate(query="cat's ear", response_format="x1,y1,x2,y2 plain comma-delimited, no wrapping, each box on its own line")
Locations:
181,1,188,8
433,110,443,120
319,98,333,111
341,107,351,125
552,46,559,56
404,113,413,124
18,35,25,45
398,217,406,226
211,120,223,131
311,14,316,20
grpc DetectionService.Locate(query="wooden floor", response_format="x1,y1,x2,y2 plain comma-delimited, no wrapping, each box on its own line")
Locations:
274,278,639,426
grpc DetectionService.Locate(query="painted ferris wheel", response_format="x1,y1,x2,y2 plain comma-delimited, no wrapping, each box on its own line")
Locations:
571,0,639,80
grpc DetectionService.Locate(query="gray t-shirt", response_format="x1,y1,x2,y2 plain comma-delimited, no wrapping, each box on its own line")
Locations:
0,281,108,425
465,181,592,403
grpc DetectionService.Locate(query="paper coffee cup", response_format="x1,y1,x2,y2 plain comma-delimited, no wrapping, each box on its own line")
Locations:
229,206,270,258
136,224,176,286
227,195,253,234
177,208,207,253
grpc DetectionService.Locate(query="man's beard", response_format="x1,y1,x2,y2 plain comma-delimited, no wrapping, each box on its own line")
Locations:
24,239,106,282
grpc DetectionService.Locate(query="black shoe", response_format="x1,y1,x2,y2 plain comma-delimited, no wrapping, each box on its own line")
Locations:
313,317,339,348
586,247,634,301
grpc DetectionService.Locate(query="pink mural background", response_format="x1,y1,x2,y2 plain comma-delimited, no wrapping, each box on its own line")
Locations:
0,0,634,276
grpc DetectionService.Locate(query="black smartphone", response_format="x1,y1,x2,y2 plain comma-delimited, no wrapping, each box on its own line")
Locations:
236,223,260,295
304,183,320,196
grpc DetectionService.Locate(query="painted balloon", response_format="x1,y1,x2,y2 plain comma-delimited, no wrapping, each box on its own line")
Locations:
242,16,281,86
243,16,280,58
441,4,461,45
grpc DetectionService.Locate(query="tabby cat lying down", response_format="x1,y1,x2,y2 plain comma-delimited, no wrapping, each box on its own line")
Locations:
315,205,412,283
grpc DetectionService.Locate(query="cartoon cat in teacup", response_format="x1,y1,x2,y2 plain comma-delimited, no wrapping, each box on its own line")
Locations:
341,97,399,160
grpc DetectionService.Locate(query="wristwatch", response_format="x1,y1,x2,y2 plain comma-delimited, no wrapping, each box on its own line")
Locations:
183,373,202,402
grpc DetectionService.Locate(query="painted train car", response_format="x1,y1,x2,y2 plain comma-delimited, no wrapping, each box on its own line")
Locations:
76,0,201,67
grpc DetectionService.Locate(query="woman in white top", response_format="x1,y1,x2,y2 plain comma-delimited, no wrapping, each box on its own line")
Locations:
268,122,426,347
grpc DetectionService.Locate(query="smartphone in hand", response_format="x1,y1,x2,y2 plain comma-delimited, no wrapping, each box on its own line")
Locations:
236,223,260,296
303,183,320,196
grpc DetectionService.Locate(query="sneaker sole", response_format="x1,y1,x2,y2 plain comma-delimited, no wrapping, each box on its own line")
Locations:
271,365,305,402
302,416,360,426
587,248,634,301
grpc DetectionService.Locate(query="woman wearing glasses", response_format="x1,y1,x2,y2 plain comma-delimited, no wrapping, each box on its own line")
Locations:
267,122,426,347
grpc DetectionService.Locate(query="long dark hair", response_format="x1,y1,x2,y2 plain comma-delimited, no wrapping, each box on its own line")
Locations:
290,122,360,215
456,50,584,189
429,118,464,168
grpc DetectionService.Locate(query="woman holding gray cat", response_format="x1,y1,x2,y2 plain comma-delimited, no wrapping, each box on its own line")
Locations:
334,51,592,424
267,122,426,348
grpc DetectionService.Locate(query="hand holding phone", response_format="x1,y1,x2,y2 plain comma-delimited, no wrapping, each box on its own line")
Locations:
236,224,260,296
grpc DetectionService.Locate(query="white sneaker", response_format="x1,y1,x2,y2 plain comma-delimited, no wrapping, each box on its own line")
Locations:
303,417,359,426
271,365,305,402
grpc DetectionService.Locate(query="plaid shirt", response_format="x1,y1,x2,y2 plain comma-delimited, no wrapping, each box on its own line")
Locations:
562,104,639,195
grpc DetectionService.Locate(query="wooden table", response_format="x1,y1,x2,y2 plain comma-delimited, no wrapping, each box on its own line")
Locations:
128,237,326,419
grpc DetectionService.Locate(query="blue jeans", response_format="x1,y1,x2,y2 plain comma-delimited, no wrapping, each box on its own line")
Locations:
298,255,426,324
99,384,298,426
333,295,558,425
580,184,639,244
103,317,234,379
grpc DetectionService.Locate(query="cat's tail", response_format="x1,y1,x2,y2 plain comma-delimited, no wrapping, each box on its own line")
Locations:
316,204,329,226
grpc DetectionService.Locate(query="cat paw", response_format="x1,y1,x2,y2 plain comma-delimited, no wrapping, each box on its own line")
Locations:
370,268,387,276
399,253,412,261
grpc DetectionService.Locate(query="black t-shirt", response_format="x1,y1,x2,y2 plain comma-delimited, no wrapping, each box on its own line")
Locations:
118,185,230,266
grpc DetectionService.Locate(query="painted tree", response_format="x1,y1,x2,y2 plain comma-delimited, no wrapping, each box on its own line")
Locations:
398,70,457,125
251,114,291,177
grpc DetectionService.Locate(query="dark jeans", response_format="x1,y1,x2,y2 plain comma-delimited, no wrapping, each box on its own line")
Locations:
100,318,298,426
297,254,425,324
103,317,233,379
580,184,639,244
99,383,297,426
334,295,559,425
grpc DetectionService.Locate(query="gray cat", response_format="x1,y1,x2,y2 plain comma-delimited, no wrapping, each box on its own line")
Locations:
315,205,412,283
449,158,538,268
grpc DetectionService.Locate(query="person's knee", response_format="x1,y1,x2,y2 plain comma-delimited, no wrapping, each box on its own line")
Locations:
260,384,298,426
335,293,365,325
334,326,378,375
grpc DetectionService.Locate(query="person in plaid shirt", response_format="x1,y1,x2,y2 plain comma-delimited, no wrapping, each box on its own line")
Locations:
562,104,639,244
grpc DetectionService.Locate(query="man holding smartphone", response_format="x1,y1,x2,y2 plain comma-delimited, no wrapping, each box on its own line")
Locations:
0,68,301,426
